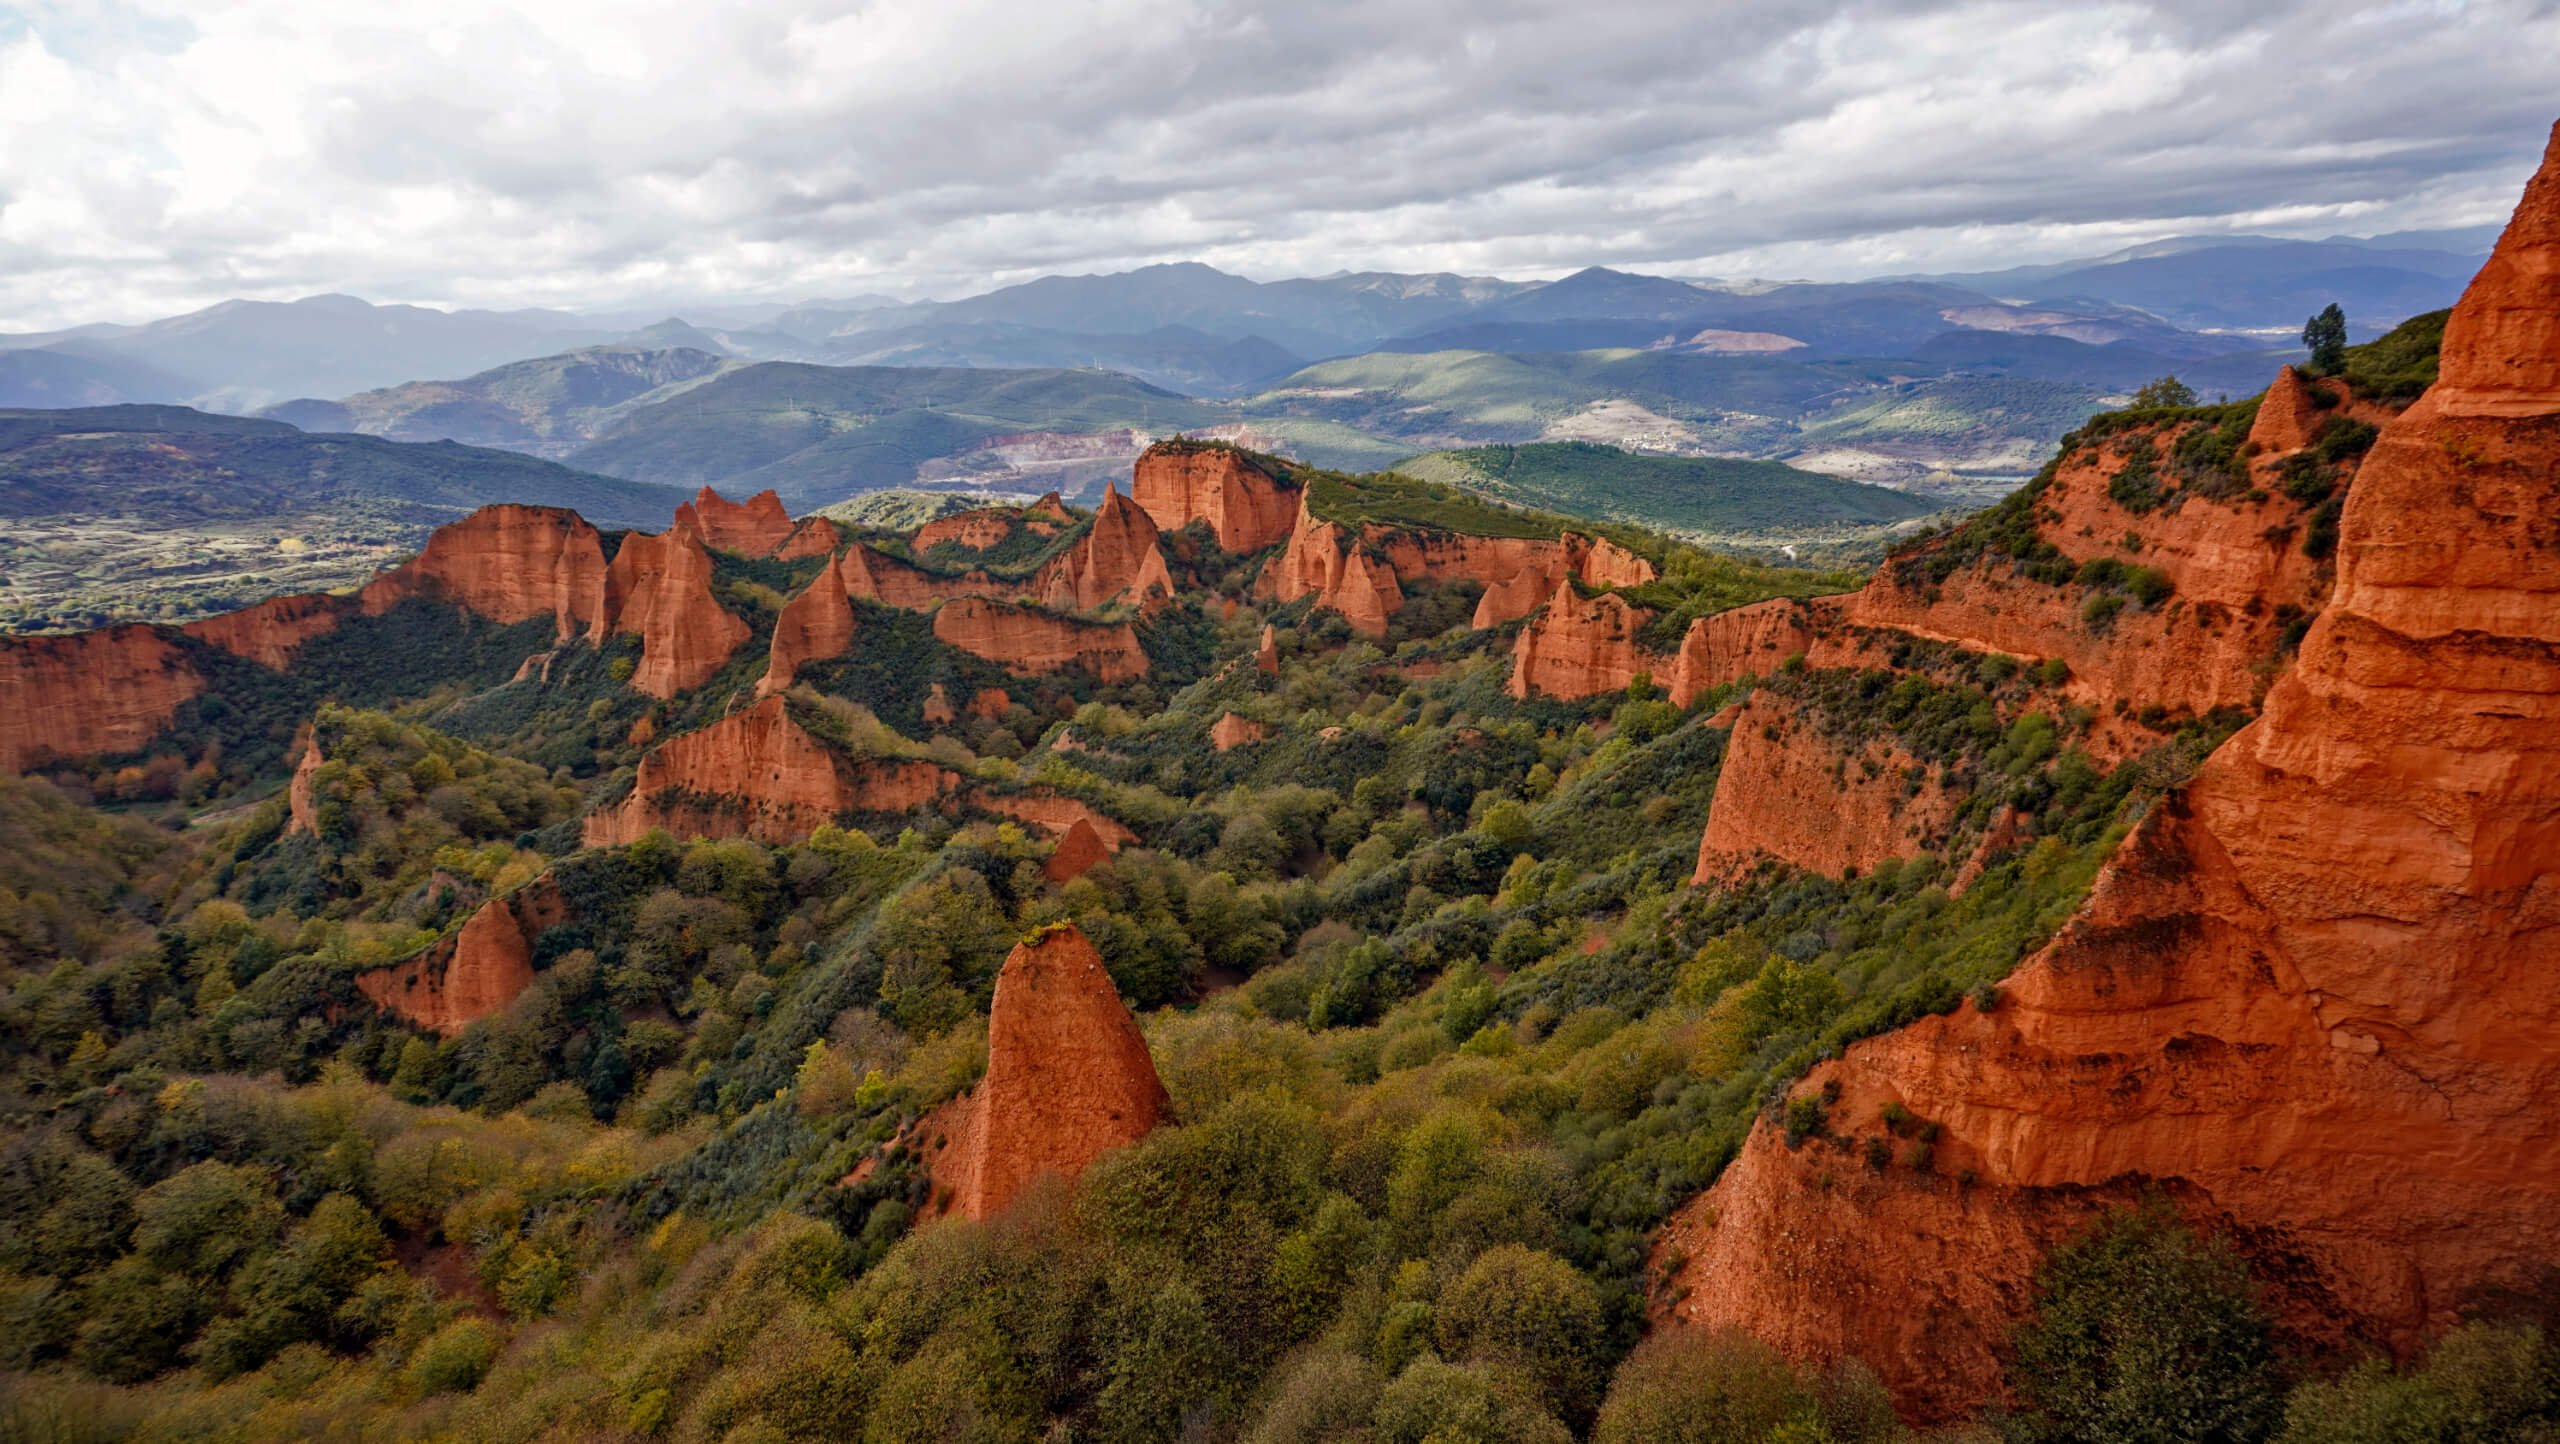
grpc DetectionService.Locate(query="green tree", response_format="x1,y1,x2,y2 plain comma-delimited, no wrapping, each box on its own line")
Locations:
2131,375,2199,409
2012,1201,2280,1444
2304,304,2349,375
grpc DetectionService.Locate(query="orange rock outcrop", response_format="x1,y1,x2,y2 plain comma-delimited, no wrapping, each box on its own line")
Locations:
353,880,564,1034
1689,692,1956,883
1129,442,1300,553
1211,712,1273,750
1256,624,1281,675
182,592,353,671
605,527,751,699
286,732,322,835
932,597,1148,683
774,516,840,560
1042,817,1111,884
931,925,1170,1220
913,508,1021,555
838,544,996,611
1663,117,2560,1423
674,486,795,556
0,626,203,774
758,553,857,698
1033,486,1176,612
973,789,1137,848
584,695,956,846
1508,581,1787,706
1263,507,1404,636
360,504,612,641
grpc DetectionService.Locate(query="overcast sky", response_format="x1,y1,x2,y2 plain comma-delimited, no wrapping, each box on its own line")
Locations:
2,0,2555,329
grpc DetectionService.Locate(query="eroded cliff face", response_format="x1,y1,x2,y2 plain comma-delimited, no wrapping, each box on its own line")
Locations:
1033,486,1174,612
286,732,321,835
1211,712,1273,751
973,789,1138,848
182,592,354,671
774,516,840,560
0,626,203,773
915,506,1055,556
1662,119,2560,1424
932,924,1170,1221
838,544,998,611
1129,442,1300,553
759,553,857,698
353,880,564,1034
360,504,612,641
586,695,957,846
606,527,752,699
1043,817,1111,884
933,597,1149,682
674,486,795,556
1262,507,1404,636
1690,691,1957,883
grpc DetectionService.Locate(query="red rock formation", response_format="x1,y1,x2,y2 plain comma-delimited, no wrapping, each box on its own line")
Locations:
606,527,752,699
1043,818,1111,884
1472,565,1559,629
922,684,957,726
774,516,840,560
1689,693,1956,883
2247,364,2327,453
1584,536,1656,589
932,597,1148,683
1030,492,1076,525
1668,598,1815,702
913,508,1021,555
838,544,995,611
353,880,564,1034
1034,485,1175,611
932,924,1169,1220
0,626,202,773
360,504,612,641
1263,507,1403,636
973,789,1137,848
286,731,322,835
584,695,956,846
182,592,353,671
1129,441,1300,553
1664,119,2560,1423
674,486,795,556
758,553,858,698
1255,624,1281,676
1211,712,1273,750
1506,582,1660,701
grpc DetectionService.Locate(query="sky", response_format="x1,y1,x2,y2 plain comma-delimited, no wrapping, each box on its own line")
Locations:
2,0,2556,330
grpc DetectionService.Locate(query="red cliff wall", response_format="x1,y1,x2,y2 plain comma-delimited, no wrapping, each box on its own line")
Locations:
932,597,1149,682
353,880,564,1035
1690,691,1958,883
606,527,751,699
585,695,956,846
1129,443,1300,553
774,516,840,560
933,924,1170,1220
0,626,203,774
1662,118,2560,1424
759,553,858,698
839,544,998,611
674,486,795,556
360,504,612,641
182,592,353,671
1263,507,1404,636
1034,485,1175,612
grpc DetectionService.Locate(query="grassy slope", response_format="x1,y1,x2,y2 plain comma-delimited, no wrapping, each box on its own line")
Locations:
1399,441,1936,533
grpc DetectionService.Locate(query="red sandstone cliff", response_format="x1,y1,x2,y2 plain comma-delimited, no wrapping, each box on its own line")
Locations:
759,553,858,698
181,592,353,671
585,695,956,846
674,486,795,556
1262,506,1404,636
1033,485,1175,612
1506,584,1808,707
839,544,998,611
1689,692,1958,883
354,878,565,1034
1661,118,2560,1423
1129,442,1300,553
774,516,840,560
606,527,752,699
0,626,203,774
973,789,1138,848
914,507,1033,555
932,597,1148,683
932,924,1170,1220
360,504,612,641
1043,818,1110,884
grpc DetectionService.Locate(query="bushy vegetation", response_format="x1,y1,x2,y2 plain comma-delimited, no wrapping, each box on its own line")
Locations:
1399,442,1932,535
2340,308,2450,405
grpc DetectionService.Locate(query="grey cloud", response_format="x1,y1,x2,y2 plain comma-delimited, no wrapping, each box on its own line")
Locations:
0,0,2552,328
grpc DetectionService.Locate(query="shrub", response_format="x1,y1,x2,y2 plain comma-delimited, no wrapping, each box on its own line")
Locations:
407,1316,504,1395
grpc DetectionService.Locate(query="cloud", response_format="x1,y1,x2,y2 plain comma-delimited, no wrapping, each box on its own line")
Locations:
1,0,2553,327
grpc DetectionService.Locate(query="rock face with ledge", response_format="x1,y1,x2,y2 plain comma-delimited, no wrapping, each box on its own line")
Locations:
1657,117,2560,1425
354,880,565,1034
1129,441,1300,554
932,596,1149,682
606,526,752,699
584,695,955,846
674,485,794,556
932,924,1170,1221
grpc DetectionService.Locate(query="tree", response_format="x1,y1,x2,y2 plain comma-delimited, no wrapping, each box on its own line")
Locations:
2303,304,2349,375
2131,376,2198,409
2012,1201,2281,1444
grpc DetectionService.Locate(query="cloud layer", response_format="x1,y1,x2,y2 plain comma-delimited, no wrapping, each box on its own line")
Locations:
3,0,2555,328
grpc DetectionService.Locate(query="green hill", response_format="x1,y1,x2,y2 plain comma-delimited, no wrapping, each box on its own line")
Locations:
259,346,736,458
1397,441,1935,534
567,363,1234,508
